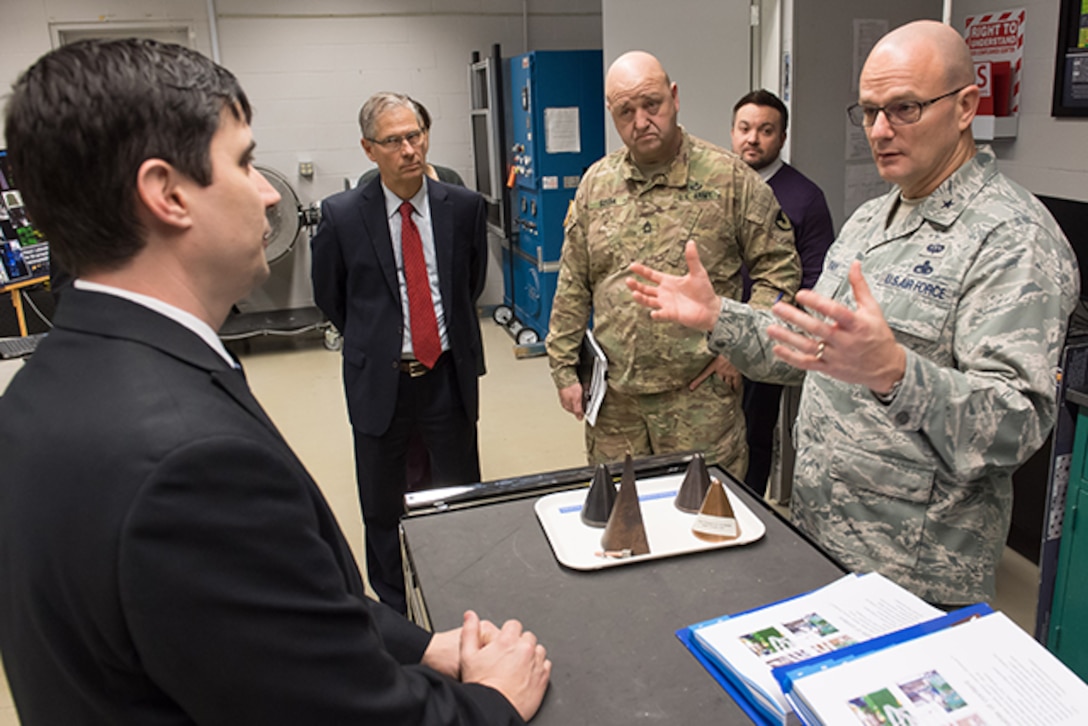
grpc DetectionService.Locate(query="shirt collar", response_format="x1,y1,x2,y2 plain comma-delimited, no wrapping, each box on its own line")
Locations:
914,145,994,227
382,176,428,219
72,279,236,367
881,145,995,238
758,156,784,183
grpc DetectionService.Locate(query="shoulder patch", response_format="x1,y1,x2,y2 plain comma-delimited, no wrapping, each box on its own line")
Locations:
775,210,793,232
564,199,575,228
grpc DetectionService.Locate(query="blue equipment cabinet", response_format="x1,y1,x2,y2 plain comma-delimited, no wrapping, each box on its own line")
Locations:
495,49,604,345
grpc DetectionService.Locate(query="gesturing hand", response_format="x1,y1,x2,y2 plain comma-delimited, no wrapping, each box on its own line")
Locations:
767,260,905,394
627,240,721,332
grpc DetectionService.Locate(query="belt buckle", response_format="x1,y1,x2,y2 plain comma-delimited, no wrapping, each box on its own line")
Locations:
406,359,428,377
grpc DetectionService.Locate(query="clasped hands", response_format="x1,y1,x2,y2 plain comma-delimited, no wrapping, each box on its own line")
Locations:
423,610,551,721
625,240,906,396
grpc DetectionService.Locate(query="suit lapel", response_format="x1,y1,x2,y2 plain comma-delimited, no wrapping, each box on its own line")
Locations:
357,180,401,300
428,181,454,309
209,367,282,436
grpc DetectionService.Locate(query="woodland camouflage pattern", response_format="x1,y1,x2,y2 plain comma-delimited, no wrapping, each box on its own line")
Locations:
709,147,1079,604
546,130,799,464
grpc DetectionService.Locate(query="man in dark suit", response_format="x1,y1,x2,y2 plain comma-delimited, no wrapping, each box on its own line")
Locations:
0,39,549,725
730,89,835,497
311,92,487,614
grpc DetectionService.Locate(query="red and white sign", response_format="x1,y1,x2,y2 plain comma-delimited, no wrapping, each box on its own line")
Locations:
964,9,1025,116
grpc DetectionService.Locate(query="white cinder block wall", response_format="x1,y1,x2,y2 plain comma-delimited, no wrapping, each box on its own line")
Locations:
0,0,603,207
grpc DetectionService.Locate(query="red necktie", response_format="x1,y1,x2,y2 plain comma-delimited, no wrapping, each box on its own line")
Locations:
399,201,442,368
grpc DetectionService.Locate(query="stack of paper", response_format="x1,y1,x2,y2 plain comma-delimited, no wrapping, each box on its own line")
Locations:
679,571,1088,725
777,608,1088,725
679,572,945,725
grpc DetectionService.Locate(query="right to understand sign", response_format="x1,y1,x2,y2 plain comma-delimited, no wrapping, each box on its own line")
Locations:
964,9,1025,116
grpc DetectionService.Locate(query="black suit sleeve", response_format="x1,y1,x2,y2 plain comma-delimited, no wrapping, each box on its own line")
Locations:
469,194,488,305
119,435,522,725
467,192,488,377
311,199,348,333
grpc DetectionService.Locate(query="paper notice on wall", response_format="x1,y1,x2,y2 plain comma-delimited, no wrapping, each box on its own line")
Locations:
846,117,871,161
853,19,888,93
545,107,581,154
844,163,892,220
964,9,1025,116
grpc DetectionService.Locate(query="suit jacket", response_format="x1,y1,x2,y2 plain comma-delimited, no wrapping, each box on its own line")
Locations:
0,290,520,725
310,177,487,436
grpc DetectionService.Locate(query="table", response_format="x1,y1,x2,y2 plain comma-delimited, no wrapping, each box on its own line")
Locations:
1,274,48,336
401,459,845,725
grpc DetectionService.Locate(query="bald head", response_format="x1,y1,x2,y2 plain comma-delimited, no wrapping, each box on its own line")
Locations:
605,51,670,105
866,20,974,92
604,51,681,167
857,20,980,200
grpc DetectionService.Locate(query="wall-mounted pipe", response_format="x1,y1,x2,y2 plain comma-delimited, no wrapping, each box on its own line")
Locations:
207,0,221,63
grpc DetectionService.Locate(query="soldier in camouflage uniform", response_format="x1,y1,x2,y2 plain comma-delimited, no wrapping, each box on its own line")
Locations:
627,21,1079,605
545,51,800,476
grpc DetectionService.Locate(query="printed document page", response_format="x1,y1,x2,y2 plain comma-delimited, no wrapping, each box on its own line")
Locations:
789,611,1088,726
692,572,942,720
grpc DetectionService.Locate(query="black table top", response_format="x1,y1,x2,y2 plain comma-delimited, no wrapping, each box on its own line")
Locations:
401,465,845,725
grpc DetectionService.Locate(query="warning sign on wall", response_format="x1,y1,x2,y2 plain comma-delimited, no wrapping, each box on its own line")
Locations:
964,8,1025,117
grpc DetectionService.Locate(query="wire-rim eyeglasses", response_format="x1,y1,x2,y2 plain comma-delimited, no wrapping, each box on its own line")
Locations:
847,86,967,128
367,129,426,149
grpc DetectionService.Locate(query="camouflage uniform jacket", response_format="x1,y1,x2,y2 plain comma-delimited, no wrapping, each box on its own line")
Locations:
708,146,1080,603
547,129,800,394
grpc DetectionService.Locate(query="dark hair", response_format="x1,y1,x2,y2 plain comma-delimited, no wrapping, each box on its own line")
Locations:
3,38,252,275
733,89,788,132
411,98,432,131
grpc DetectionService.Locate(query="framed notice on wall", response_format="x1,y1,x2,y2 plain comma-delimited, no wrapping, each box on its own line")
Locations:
1052,0,1088,116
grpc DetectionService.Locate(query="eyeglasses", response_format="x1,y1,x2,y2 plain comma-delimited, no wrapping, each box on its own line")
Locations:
368,129,425,149
847,86,967,128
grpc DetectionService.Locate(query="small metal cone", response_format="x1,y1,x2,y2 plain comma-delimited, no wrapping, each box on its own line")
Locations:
600,455,650,555
674,454,711,513
692,479,741,543
581,464,616,528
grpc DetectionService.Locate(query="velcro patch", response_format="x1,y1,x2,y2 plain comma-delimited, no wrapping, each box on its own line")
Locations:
775,210,793,232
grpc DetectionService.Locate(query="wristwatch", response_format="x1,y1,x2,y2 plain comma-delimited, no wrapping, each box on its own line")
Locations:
873,378,902,405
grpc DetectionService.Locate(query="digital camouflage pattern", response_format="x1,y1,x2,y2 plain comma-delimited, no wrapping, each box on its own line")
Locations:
545,130,800,463
708,147,1080,604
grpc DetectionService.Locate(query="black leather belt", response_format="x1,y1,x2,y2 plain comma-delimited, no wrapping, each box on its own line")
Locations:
398,353,447,378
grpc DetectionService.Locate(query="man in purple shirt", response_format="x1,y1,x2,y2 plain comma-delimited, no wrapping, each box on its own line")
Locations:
732,89,835,496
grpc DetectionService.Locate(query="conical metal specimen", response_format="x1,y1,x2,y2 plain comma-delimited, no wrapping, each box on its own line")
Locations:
600,455,650,555
674,453,712,513
692,478,741,543
581,463,617,527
